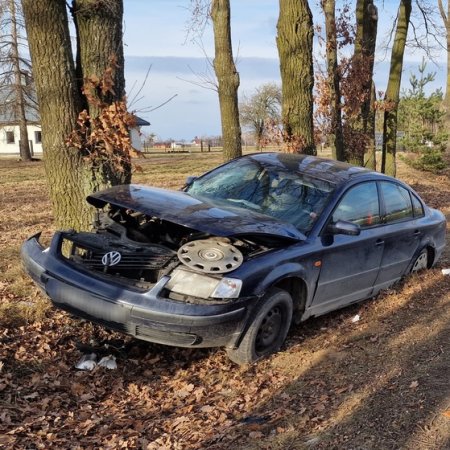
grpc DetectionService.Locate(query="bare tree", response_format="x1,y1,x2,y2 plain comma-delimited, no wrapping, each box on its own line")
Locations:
321,0,344,161
438,0,450,148
348,0,378,167
381,0,412,176
211,0,242,161
240,83,281,151
0,0,33,160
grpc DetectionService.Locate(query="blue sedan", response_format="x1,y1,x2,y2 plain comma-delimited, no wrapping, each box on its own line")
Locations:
22,153,446,364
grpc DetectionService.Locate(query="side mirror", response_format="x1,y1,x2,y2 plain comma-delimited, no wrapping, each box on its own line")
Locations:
326,220,360,236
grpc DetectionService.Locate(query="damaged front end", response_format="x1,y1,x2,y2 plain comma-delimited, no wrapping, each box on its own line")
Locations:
59,203,271,301
21,184,302,349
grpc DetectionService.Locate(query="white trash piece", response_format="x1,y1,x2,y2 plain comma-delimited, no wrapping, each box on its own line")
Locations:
75,353,97,370
98,355,117,370
442,268,450,276
351,314,360,323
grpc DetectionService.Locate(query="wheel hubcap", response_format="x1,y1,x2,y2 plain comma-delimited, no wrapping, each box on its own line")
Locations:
412,252,427,272
255,306,283,353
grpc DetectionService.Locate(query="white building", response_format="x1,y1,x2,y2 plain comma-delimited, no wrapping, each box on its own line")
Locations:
0,107,150,156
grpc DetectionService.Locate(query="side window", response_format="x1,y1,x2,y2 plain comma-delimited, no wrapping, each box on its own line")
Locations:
332,182,380,228
411,193,424,218
380,182,413,223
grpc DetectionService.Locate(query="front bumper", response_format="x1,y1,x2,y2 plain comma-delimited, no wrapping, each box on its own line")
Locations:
21,233,255,348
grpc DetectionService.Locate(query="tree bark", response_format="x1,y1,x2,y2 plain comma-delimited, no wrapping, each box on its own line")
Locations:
346,0,378,167
438,0,450,152
10,0,32,161
22,0,93,229
72,0,130,188
276,0,315,155
322,0,344,161
72,0,125,117
381,0,411,176
361,0,378,169
211,0,242,161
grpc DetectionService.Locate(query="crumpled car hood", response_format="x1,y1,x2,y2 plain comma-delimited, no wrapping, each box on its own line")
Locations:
87,184,306,242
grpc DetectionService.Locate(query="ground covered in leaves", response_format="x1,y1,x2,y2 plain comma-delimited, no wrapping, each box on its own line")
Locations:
1,152,449,449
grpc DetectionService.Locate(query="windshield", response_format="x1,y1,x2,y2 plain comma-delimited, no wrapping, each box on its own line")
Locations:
186,157,335,233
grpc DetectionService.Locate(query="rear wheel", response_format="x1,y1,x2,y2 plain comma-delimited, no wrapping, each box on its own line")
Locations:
411,248,428,273
226,288,293,365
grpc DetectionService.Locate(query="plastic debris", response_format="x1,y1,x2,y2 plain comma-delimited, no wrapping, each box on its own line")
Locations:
98,355,117,370
75,353,97,370
351,314,360,323
442,268,450,276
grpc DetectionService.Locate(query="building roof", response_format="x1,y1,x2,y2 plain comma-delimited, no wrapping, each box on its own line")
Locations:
135,116,150,127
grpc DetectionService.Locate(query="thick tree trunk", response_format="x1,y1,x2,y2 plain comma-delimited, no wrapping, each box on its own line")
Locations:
22,0,92,229
438,0,450,152
276,0,315,155
10,0,32,161
381,0,411,176
72,0,130,188
322,0,344,161
211,0,242,162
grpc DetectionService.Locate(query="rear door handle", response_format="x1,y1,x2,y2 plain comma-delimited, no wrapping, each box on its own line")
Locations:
413,230,421,237
375,239,384,246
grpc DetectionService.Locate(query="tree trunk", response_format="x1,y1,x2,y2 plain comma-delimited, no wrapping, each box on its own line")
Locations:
365,81,377,169
72,0,130,189
438,0,450,152
361,1,378,168
72,0,125,117
322,0,344,161
276,0,315,155
211,0,242,162
10,0,32,161
347,0,378,166
381,0,411,176
22,0,92,229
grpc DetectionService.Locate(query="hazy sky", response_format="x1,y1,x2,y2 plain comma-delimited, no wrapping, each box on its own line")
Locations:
122,1,447,141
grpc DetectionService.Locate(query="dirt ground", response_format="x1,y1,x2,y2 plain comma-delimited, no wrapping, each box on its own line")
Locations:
0,153,449,449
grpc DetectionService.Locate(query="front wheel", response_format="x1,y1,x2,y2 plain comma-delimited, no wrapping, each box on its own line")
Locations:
226,288,293,365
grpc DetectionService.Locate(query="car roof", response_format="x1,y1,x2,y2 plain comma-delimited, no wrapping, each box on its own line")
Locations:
244,152,381,185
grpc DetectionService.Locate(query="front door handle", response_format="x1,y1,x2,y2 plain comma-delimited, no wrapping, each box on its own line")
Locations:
375,239,384,246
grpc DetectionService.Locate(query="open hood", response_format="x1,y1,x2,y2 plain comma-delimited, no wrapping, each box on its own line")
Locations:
87,185,306,242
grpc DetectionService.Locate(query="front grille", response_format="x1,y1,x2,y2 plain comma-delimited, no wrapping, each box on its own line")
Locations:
60,231,177,282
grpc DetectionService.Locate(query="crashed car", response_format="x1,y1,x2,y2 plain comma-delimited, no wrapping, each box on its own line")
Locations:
22,153,446,364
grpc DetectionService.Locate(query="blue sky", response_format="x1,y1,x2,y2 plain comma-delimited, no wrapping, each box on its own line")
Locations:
122,1,447,141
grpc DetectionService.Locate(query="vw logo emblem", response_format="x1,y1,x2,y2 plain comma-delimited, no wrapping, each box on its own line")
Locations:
102,251,122,266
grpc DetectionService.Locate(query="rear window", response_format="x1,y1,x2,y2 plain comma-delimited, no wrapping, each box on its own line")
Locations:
380,182,413,223
411,193,424,218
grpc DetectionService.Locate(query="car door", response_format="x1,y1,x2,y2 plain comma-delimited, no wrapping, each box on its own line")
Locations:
310,181,384,316
373,181,422,290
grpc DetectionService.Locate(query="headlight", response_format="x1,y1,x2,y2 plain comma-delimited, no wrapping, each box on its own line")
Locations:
211,277,242,299
166,268,242,299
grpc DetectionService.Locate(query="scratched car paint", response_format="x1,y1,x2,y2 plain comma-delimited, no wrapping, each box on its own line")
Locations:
21,153,446,364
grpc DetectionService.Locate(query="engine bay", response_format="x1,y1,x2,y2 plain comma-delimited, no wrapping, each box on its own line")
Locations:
60,205,272,289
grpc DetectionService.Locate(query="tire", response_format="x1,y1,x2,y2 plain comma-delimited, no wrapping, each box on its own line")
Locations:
226,288,293,365
411,248,428,273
